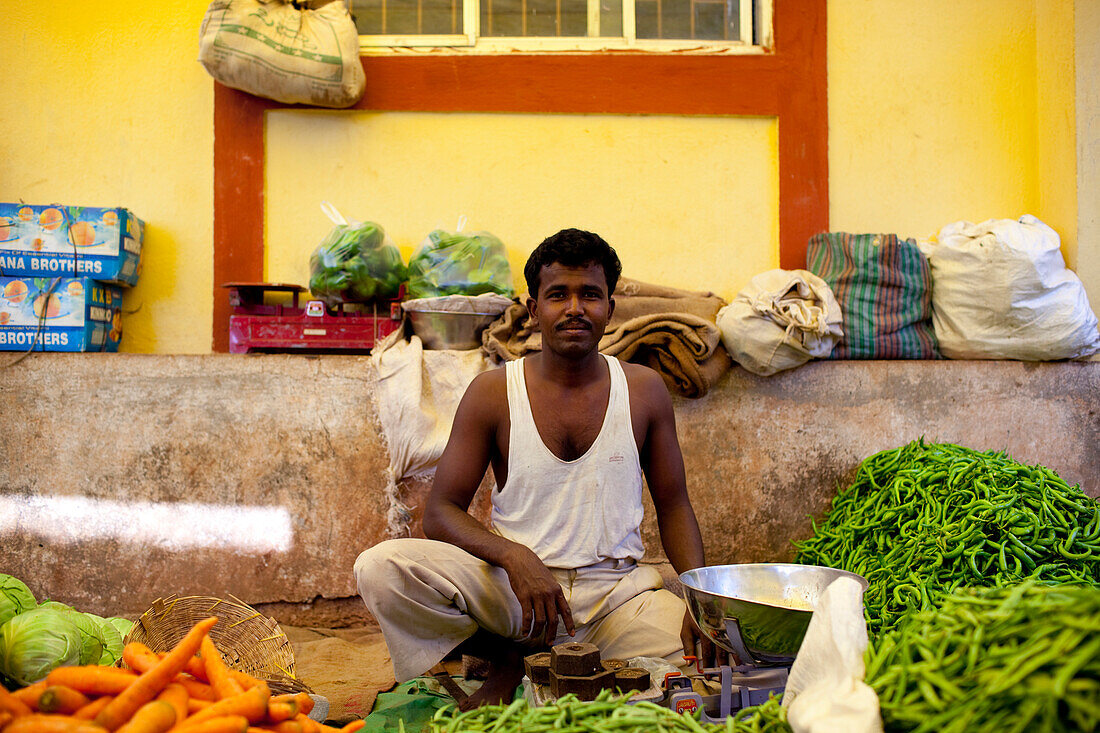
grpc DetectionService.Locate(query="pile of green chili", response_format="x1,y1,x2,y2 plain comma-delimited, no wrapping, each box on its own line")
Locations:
424,689,790,733
866,582,1100,733
793,439,1100,636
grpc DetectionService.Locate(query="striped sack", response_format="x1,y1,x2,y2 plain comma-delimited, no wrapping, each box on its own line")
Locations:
806,233,939,359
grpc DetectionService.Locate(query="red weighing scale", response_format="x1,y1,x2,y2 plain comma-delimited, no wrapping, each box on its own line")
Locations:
223,282,404,354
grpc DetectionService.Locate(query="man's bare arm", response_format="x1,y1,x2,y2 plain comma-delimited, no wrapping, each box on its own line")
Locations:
421,371,574,645
636,371,705,573
634,369,720,663
422,373,509,557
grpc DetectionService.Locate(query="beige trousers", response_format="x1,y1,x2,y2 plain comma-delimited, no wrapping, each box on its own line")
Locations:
354,538,688,683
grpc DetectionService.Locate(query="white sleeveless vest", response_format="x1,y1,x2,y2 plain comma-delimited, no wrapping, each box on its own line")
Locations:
491,354,646,568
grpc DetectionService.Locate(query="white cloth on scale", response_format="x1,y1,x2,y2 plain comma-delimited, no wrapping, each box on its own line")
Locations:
783,576,882,733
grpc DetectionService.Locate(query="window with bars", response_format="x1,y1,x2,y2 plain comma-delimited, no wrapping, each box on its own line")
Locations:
346,0,769,50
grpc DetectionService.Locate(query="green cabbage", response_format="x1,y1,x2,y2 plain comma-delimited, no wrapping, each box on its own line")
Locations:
71,613,105,665
0,574,36,627
106,617,134,641
0,607,83,685
37,600,73,612
407,230,514,299
85,613,124,666
36,602,103,665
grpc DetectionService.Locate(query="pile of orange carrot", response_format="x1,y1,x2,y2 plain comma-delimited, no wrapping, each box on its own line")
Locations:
0,616,364,733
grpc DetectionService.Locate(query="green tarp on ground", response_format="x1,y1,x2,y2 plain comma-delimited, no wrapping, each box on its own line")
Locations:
358,676,522,732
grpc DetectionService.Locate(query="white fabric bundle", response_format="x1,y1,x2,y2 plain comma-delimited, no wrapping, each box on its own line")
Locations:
929,215,1100,360
717,269,843,376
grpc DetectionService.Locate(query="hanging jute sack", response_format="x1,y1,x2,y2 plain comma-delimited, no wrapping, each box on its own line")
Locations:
199,0,366,108
717,269,844,376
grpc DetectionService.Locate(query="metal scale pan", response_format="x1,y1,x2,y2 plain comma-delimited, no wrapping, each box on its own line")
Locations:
680,563,868,666
671,563,868,722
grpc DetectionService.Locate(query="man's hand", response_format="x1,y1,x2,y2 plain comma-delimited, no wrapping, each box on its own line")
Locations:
680,609,731,668
501,543,575,646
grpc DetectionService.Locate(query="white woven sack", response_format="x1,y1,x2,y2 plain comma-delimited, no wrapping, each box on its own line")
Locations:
199,0,366,108
717,269,844,376
930,215,1100,360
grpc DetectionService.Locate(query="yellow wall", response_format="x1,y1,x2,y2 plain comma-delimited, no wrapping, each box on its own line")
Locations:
0,0,1087,352
829,0,1078,260
1036,0,1077,268
1078,0,1100,309
265,113,778,297
828,0,1039,236
0,0,214,353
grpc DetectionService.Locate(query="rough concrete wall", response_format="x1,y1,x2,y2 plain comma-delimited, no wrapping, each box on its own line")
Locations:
2,355,391,618
2,355,1097,623
665,359,1099,572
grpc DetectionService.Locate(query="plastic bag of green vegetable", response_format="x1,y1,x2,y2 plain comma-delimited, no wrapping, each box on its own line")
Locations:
407,220,514,300
308,202,407,306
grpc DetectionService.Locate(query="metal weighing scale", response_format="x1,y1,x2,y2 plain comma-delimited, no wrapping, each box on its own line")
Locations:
668,563,868,723
222,282,404,354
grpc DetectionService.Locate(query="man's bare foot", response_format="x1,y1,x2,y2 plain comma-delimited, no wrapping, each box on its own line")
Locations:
460,658,524,709
455,632,529,710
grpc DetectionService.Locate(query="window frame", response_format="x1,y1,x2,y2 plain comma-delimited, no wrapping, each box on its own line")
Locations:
211,0,826,351
349,0,769,50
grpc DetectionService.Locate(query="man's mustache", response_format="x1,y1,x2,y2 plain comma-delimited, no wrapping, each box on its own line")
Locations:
557,318,591,330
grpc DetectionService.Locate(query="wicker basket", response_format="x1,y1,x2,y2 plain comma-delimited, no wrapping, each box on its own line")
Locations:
123,594,312,695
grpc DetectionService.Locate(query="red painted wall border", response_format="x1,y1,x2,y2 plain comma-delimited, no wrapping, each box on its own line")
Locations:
212,0,827,351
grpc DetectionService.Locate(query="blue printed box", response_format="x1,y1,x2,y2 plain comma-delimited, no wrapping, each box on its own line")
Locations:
0,203,143,286
0,277,123,352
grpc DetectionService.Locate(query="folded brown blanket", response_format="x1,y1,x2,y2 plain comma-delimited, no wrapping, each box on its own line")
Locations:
481,278,730,398
613,278,729,321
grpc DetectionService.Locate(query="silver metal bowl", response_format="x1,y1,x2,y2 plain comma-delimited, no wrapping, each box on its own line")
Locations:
406,310,499,350
680,563,868,666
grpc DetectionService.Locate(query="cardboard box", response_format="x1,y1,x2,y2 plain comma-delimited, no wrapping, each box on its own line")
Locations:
0,203,143,286
0,276,123,352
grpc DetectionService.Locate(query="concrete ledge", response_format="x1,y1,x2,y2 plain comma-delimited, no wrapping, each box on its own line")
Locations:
2,354,1097,622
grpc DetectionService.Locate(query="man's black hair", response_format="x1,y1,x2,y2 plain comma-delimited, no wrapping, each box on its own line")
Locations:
524,228,623,297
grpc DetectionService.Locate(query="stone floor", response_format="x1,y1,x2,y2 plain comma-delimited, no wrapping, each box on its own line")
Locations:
284,623,475,725
284,623,397,724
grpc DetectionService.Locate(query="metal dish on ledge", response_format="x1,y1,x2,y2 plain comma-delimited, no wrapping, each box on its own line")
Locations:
405,309,500,350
